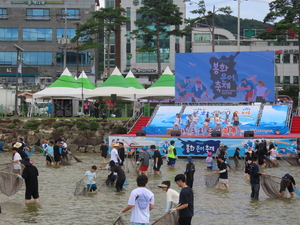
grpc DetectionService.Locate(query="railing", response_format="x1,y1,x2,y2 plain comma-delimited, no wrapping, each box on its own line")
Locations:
125,112,144,134
255,102,264,126
124,104,144,134
146,104,160,126
286,102,294,127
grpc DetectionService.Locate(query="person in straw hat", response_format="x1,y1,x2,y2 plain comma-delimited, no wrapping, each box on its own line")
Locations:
110,143,122,164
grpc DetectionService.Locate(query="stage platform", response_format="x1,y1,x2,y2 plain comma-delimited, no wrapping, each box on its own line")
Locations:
106,134,298,157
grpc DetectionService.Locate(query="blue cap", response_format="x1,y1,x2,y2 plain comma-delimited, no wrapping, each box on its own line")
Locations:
185,156,194,162
141,146,147,150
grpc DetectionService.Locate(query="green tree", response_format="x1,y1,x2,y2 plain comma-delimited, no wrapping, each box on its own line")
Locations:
187,0,232,52
130,0,189,77
71,7,130,77
257,0,300,105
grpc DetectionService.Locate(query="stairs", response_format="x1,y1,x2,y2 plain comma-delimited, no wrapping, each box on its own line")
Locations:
290,116,300,133
129,117,151,135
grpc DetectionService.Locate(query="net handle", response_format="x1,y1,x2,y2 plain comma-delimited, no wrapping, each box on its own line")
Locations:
262,173,290,181
0,170,18,176
203,171,218,176
151,204,181,225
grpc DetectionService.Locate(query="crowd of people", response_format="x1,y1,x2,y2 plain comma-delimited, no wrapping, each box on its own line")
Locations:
8,136,299,225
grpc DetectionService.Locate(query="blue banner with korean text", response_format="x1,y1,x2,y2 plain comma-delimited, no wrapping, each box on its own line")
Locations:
175,51,275,103
107,136,296,157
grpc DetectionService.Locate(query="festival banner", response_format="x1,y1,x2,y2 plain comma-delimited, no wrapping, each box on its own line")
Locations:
107,136,297,157
175,51,275,103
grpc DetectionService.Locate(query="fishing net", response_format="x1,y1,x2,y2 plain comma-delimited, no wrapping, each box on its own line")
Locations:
282,157,300,166
113,216,126,225
0,163,23,197
233,158,245,170
72,154,82,163
60,157,72,166
74,177,88,196
261,175,288,198
152,210,179,225
204,172,219,187
265,158,278,168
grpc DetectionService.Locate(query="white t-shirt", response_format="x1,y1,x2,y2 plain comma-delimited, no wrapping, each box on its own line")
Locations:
256,85,268,97
84,171,96,185
166,188,179,205
174,117,181,125
110,148,119,163
128,187,154,224
13,152,22,170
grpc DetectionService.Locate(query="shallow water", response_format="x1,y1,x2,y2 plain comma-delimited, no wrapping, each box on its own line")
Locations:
0,153,299,225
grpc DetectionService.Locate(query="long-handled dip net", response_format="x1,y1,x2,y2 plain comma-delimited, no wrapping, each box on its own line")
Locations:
113,216,126,225
233,158,245,171
261,175,288,198
203,171,219,187
151,205,180,225
74,177,89,196
0,163,23,197
265,157,279,168
60,157,72,166
282,157,300,166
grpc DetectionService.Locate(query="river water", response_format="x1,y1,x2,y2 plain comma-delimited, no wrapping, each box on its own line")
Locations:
0,152,300,225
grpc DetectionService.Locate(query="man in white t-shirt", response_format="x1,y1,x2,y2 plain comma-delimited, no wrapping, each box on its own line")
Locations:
120,175,154,224
12,147,22,174
110,143,121,164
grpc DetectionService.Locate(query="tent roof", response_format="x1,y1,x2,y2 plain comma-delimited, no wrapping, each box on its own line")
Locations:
77,71,96,90
125,71,144,89
98,67,131,88
148,66,174,88
85,67,139,99
48,68,80,88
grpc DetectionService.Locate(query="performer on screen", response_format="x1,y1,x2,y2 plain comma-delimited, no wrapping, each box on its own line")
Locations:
202,113,210,135
232,111,241,135
213,112,222,132
188,112,200,135
176,76,199,102
236,78,255,102
248,75,270,103
190,80,210,102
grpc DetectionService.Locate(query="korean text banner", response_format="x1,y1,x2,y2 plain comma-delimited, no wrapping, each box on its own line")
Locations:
175,51,275,103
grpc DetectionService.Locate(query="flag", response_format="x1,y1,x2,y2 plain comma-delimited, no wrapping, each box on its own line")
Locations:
18,64,22,74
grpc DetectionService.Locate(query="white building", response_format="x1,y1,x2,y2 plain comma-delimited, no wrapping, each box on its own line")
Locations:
104,0,186,83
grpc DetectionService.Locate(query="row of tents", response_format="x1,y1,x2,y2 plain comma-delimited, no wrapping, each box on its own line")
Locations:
33,66,175,101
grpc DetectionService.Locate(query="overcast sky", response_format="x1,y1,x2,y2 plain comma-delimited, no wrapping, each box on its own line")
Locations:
186,0,273,22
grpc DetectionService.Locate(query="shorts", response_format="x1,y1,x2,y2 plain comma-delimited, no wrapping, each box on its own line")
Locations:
139,165,149,171
219,178,228,184
168,158,176,167
54,156,60,162
270,156,277,161
25,186,39,200
179,90,187,97
46,155,53,162
279,180,293,193
207,166,212,170
131,223,150,225
87,183,97,192
153,164,161,171
101,152,107,158
233,121,239,126
245,90,254,101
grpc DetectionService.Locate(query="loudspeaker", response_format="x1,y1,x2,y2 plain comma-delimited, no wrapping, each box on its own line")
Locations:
136,130,146,136
111,94,117,103
171,130,181,136
211,131,221,137
244,131,254,137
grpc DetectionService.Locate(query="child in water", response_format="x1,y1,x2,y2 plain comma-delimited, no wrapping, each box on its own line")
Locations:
84,165,98,194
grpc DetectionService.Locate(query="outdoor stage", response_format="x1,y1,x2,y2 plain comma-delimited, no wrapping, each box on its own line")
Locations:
106,133,298,157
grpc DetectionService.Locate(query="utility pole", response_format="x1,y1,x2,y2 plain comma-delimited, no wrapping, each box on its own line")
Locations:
63,5,67,70
13,44,24,117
